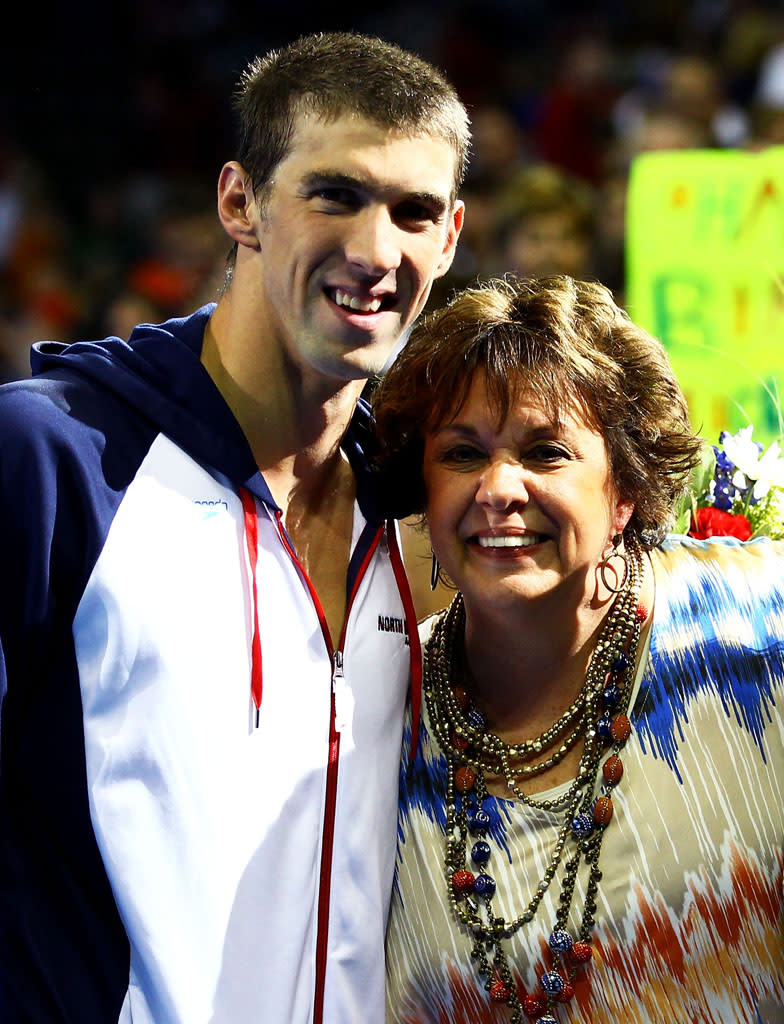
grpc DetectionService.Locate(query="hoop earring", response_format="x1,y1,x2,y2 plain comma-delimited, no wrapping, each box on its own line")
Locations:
430,550,441,592
599,534,629,595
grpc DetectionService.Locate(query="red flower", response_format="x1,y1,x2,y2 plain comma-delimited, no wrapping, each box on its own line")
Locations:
689,506,752,540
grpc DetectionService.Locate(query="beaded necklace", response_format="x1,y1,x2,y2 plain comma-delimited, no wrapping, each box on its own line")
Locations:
423,536,646,1023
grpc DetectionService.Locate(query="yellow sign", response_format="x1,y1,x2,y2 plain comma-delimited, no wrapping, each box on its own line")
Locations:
626,147,784,445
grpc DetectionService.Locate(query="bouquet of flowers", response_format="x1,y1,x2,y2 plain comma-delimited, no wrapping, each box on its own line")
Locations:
674,426,784,541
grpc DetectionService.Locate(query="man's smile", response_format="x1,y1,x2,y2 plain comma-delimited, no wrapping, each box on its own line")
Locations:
325,286,395,315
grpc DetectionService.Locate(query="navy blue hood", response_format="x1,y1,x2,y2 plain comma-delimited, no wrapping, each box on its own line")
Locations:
31,304,385,523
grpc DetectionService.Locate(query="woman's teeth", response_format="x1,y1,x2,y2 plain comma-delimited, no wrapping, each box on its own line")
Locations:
476,535,541,548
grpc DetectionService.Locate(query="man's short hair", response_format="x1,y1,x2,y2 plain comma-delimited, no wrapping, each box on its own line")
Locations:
233,32,470,202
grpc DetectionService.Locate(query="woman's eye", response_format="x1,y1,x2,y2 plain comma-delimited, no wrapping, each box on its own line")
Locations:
440,445,483,465
529,444,568,462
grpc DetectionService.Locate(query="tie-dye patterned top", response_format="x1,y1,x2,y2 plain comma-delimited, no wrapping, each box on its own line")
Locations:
386,535,784,1024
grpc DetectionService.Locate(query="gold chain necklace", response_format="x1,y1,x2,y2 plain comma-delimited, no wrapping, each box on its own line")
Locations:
423,536,646,1023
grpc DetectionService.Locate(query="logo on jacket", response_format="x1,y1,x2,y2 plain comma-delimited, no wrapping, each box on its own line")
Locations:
378,614,410,646
194,499,229,521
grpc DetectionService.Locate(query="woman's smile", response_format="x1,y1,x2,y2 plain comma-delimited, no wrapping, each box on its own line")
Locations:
469,530,549,553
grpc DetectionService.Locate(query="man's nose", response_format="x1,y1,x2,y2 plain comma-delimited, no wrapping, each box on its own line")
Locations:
343,206,402,276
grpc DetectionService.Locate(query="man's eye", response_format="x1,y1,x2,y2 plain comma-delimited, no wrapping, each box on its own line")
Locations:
395,201,438,225
314,188,359,208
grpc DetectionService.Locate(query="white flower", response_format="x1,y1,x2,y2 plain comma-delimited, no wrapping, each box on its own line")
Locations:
751,440,784,499
721,426,760,474
721,427,784,500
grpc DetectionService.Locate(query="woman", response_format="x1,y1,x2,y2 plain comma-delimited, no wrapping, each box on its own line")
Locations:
374,276,784,1024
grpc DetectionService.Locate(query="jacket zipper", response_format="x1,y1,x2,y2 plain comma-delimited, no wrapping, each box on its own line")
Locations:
273,508,384,1024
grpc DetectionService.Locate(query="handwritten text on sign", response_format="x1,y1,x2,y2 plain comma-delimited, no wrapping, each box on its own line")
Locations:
626,147,784,444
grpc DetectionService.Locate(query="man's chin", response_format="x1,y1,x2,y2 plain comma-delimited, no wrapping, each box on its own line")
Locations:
310,335,404,383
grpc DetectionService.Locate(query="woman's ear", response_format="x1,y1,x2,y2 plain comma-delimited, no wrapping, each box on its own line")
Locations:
612,499,635,539
216,162,261,250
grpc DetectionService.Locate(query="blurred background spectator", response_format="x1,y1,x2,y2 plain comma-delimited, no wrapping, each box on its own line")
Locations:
1,0,784,379
496,164,597,280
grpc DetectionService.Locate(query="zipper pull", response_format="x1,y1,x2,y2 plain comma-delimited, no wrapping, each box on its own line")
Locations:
331,650,353,736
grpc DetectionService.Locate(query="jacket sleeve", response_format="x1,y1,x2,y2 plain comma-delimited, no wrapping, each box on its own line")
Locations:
0,383,62,753
0,377,112,771
0,377,136,1021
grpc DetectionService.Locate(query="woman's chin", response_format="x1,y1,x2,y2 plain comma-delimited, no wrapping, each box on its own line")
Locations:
459,568,563,616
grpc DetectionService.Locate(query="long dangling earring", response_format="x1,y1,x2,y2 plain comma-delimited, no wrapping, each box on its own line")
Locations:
599,534,629,594
430,550,441,592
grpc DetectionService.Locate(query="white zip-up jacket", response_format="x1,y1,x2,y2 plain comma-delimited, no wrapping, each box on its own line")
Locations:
0,304,420,1024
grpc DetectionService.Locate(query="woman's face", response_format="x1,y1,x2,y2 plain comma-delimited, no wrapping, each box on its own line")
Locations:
423,371,633,617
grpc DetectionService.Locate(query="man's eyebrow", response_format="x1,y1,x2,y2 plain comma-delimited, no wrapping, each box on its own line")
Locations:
299,170,366,192
299,170,449,213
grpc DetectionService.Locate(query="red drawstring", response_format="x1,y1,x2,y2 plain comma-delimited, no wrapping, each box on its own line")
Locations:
386,520,422,764
238,495,419,759
240,489,263,726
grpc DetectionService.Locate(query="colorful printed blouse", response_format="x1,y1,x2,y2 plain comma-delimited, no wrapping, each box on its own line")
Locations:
386,536,784,1024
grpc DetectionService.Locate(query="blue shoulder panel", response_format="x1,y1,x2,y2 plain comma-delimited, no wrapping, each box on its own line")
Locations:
0,371,158,1022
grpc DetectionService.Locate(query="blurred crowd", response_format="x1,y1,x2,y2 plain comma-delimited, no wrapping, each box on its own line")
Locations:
2,0,784,382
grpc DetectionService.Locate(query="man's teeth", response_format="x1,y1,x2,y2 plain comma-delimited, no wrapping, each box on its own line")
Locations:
477,535,541,548
333,289,382,313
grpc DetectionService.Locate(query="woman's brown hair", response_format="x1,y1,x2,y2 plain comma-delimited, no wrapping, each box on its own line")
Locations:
374,275,702,546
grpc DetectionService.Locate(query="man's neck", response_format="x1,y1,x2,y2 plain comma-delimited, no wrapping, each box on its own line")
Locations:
201,296,368,640
201,296,365,511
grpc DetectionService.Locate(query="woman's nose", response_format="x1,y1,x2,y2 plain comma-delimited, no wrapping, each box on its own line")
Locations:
475,460,528,511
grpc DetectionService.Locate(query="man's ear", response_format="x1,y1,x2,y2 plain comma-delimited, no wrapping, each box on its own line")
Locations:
433,199,465,279
217,162,261,250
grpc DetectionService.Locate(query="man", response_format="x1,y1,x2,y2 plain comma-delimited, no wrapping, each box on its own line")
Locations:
0,32,467,1024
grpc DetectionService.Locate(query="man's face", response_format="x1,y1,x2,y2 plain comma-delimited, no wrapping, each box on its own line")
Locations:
248,111,463,384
